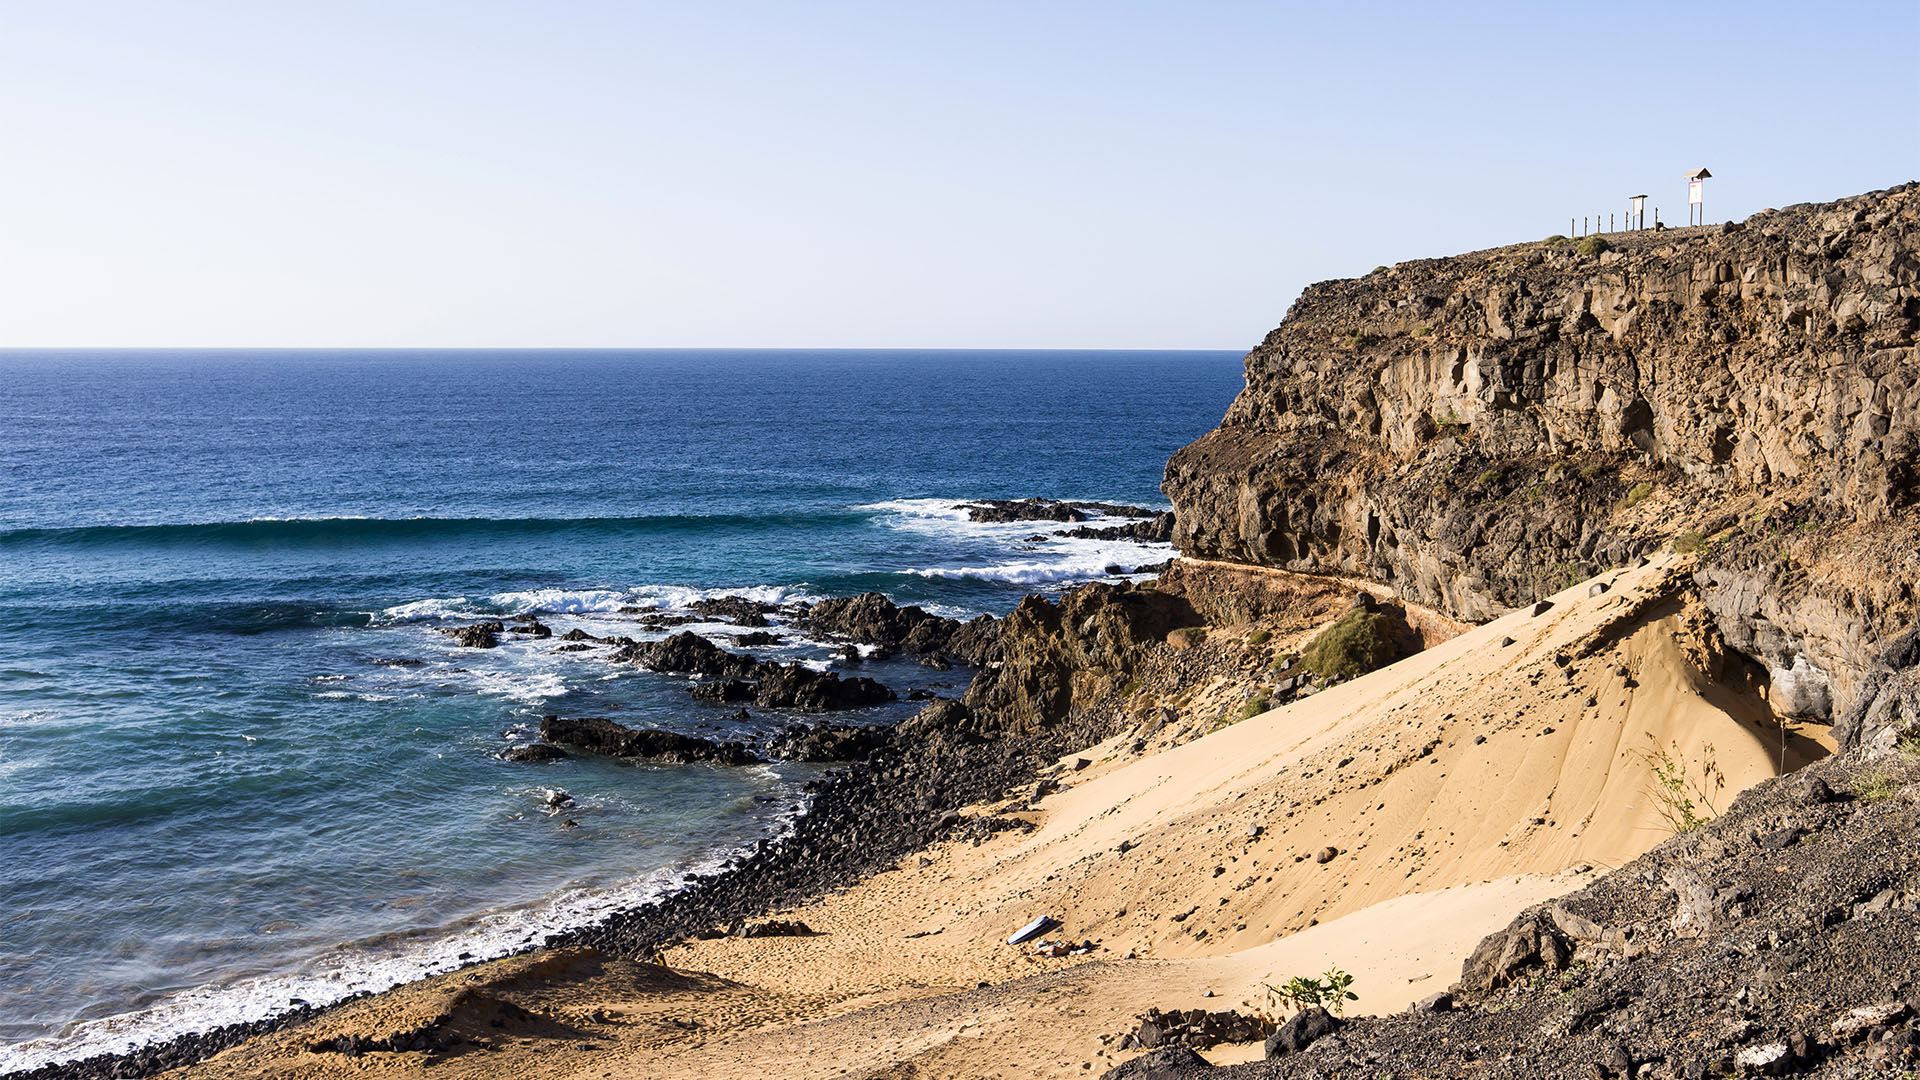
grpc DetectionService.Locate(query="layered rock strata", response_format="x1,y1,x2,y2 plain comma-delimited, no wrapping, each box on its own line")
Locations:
1166,182,1920,744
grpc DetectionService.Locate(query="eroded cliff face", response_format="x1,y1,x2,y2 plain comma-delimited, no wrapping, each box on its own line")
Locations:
1165,182,1920,744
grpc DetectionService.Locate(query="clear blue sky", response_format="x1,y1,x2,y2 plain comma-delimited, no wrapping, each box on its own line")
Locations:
2,1,1914,348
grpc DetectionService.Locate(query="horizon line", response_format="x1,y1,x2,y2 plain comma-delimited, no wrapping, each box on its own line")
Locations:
0,344,1252,354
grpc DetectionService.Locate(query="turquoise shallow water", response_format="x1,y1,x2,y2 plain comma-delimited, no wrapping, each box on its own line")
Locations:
0,348,1243,1068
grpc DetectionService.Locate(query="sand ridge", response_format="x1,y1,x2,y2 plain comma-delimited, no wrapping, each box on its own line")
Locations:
163,555,1825,1080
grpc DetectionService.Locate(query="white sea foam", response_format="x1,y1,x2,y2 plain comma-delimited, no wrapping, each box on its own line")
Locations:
464,669,569,705
376,582,820,625
0,821,798,1074
855,497,975,521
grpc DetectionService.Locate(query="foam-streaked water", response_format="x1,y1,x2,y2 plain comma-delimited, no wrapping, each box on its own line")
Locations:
0,348,1242,1069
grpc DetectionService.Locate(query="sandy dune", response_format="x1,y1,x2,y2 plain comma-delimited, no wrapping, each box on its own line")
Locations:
168,554,1826,1080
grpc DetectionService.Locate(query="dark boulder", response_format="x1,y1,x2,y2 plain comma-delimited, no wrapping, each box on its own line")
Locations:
441,621,504,648
1455,907,1571,994
1099,1045,1212,1079
539,715,757,766
751,664,895,711
1265,1006,1341,1057
798,593,1002,666
895,699,983,743
618,632,761,678
762,722,894,762
689,679,755,702
688,595,778,627
502,743,568,763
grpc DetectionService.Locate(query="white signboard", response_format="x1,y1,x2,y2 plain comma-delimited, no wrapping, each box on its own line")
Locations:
1688,178,1703,205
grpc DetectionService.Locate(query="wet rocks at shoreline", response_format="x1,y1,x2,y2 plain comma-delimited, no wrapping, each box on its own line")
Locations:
958,498,1160,523
797,593,1003,666
1060,512,1176,543
761,722,894,762
539,715,758,766
440,621,503,648
613,631,897,712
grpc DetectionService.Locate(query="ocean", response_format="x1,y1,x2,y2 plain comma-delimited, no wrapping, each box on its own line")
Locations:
0,348,1243,1070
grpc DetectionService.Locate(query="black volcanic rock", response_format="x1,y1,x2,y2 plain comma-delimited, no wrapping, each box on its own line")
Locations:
1059,512,1176,543
688,595,778,627
799,593,1002,666
957,498,1162,523
750,664,895,711
762,722,895,762
539,715,756,765
441,621,504,648
616,632,762,679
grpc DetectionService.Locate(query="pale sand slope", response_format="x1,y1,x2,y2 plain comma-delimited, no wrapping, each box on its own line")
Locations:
168,554,1827,1080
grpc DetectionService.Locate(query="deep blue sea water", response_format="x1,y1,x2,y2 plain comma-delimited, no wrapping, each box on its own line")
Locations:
0,348,1243,1068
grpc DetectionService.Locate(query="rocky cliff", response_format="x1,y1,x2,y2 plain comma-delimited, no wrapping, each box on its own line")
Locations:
1165,182,1920,746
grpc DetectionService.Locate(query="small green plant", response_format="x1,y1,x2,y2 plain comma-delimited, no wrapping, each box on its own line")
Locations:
1857,770,1899,803
1246,628,1271,647
1579,463,1606,481
1476,468,1502,487
1264,968,1358,1017
1898,732,1920,759
1639,738,1725,834
1372,265,1388,275
1302,608,1397,682
1410,325,1431,338
1167,626,1206,649
1433,406,1464,431
1344,333,1364,349
1576,236,1611,256
1673,530,1707,554
1621,481,1654,508
1543,234,1569,244
1241,695,1271,720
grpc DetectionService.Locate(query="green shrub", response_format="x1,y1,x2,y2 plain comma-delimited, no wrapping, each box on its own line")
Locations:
1579,463,1605,481
1673,530,1706,554
1476,468,1502,487
1639,739,1725,834
1857,770,1898,803
1246,628,1271,647
1621,481,1654,508
1576,236,1611,256
1410,325,1431,338
1240,695,1270,720
1264,968,1358,1017
1543,234,1569,244
1301,609,1397,682
1167,626,1206,649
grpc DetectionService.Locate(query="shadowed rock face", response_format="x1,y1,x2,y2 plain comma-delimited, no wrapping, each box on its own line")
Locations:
1165,182,1920,745
964,582,1203,737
